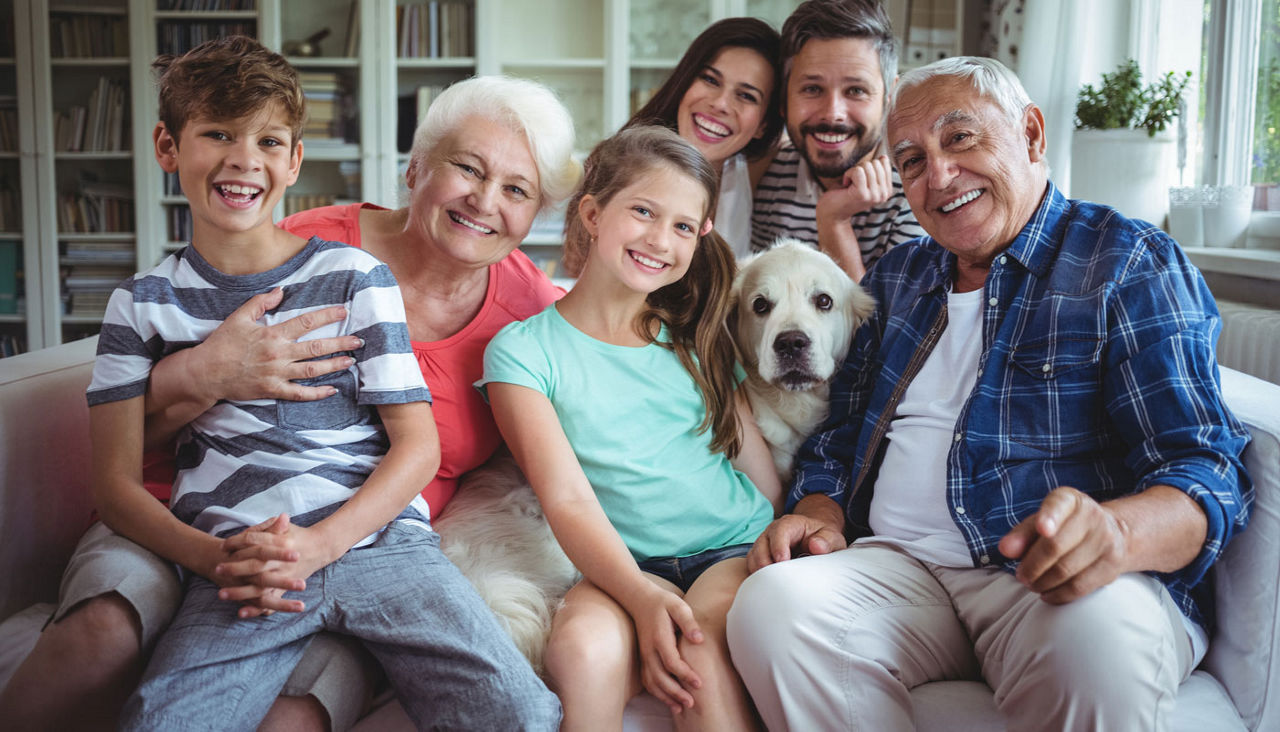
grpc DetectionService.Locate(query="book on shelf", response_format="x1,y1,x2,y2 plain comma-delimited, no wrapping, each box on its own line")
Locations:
63,239,135,264
396,1,472,58
168,205,192,243
285,194,338,218
68,290,114,318
521,251,561,279
0,333,25,358
58,174,135,234
396,85,443,152
0,176,17,232
0,96,17,153
56,78,129,153
158,20,257,56
63,263,135,291
344,1,360,57
49,11,127,59
299,71,356,143
157,1,258,10
0,239,19,315
0,14,14,58
163,171,183,197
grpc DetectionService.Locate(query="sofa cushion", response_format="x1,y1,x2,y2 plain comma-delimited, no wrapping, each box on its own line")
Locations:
0,337,100,619
1204,367,1280,731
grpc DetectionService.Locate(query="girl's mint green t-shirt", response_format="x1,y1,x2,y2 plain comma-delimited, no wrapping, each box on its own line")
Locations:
478,303,773,562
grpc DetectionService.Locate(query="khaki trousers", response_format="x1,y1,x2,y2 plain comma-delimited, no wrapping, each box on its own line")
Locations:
726,542,1194,732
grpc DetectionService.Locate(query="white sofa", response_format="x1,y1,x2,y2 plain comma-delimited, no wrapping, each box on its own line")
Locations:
1,336,1277,731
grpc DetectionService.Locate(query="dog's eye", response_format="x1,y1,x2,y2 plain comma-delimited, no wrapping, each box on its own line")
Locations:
752,296,772,315
814,293,833,311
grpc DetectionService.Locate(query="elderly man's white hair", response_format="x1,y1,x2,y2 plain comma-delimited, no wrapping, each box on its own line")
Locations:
409,75,580,212
892,55,1035,124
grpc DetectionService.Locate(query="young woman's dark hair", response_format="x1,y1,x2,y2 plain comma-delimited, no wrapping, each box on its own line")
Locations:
626,17,783,161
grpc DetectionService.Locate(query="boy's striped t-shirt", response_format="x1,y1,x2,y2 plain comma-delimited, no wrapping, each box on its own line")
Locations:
87,237,432,542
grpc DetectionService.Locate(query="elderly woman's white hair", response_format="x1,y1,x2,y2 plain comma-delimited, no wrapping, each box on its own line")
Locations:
409,75,580,211
892,55,1034,124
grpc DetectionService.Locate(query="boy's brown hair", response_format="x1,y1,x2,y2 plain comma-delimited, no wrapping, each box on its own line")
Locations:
152,35,306,146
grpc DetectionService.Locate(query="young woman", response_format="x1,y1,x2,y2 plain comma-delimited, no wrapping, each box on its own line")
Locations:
480,126,781,730
625,17,783,259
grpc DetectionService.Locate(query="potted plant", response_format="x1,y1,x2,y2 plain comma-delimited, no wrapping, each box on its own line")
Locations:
1071,59,1192,226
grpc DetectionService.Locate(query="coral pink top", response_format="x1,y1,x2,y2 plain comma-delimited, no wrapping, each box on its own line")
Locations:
280,203,562,518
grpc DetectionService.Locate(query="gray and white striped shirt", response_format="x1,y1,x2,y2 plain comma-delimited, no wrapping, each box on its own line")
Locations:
88,237,431,542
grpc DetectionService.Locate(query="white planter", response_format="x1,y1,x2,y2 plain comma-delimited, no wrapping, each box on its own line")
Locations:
1070,128,1176,227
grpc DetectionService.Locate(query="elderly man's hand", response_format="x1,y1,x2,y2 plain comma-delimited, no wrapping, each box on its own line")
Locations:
746,494,848,573
997,486,1132,604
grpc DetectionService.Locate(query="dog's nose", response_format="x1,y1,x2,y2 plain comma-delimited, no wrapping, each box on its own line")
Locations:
773,330,810,358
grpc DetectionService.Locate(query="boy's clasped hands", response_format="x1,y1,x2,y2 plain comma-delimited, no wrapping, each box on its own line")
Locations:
212,513,319,618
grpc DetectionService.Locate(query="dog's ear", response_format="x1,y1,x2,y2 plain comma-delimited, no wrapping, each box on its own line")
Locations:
726,277,742,342
726,260,751,356
845,281,877,328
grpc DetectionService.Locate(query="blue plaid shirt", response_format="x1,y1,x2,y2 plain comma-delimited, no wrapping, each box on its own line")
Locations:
791,182,1253,630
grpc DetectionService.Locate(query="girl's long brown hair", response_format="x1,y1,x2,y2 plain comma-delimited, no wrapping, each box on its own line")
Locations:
563,126,742,457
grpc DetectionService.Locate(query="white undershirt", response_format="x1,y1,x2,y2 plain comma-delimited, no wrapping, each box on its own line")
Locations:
869,287,984,567
717,153,754,259
864,287,1208,662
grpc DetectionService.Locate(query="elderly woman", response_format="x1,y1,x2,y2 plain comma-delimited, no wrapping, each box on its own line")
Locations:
0,76,577,731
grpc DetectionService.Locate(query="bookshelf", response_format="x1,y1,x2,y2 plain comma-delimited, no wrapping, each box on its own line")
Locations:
4,0,966,354
0,0,25,356
28,1,140,347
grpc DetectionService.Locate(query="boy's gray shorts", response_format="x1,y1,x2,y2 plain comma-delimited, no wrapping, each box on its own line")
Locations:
52,521,380,730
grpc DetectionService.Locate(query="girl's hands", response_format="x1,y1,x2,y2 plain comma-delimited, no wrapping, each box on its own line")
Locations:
627,584,705,714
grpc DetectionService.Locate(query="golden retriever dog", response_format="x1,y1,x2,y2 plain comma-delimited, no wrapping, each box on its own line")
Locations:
434,451,578,676
731,239,876,483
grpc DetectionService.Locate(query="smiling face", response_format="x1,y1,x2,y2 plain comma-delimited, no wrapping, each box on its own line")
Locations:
405,115,542,270
887,76,1048,278
676,46,775,168
784,37,886,186
578,163,711,296
154,103,301,248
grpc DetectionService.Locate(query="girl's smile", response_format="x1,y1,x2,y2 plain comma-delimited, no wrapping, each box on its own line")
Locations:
578,164,710,296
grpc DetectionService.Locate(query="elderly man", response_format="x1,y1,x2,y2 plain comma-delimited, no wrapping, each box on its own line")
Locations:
749,0,924,280
727,56,1253,731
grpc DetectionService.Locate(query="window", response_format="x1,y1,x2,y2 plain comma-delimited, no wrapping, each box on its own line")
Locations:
1199,0,1279,212
1252,0,1278,205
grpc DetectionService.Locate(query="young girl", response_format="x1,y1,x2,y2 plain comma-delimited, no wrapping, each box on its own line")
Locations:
479,126,781,730
625,17,783,259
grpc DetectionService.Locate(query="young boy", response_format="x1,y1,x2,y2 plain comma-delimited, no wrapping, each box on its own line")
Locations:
86,36,560,730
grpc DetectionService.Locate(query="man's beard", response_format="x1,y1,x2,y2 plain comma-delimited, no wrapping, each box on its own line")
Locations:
795,122,881,181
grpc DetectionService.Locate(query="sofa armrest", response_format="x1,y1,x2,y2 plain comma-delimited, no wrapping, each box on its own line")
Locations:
0,337,100,618
1204,366,1280,731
